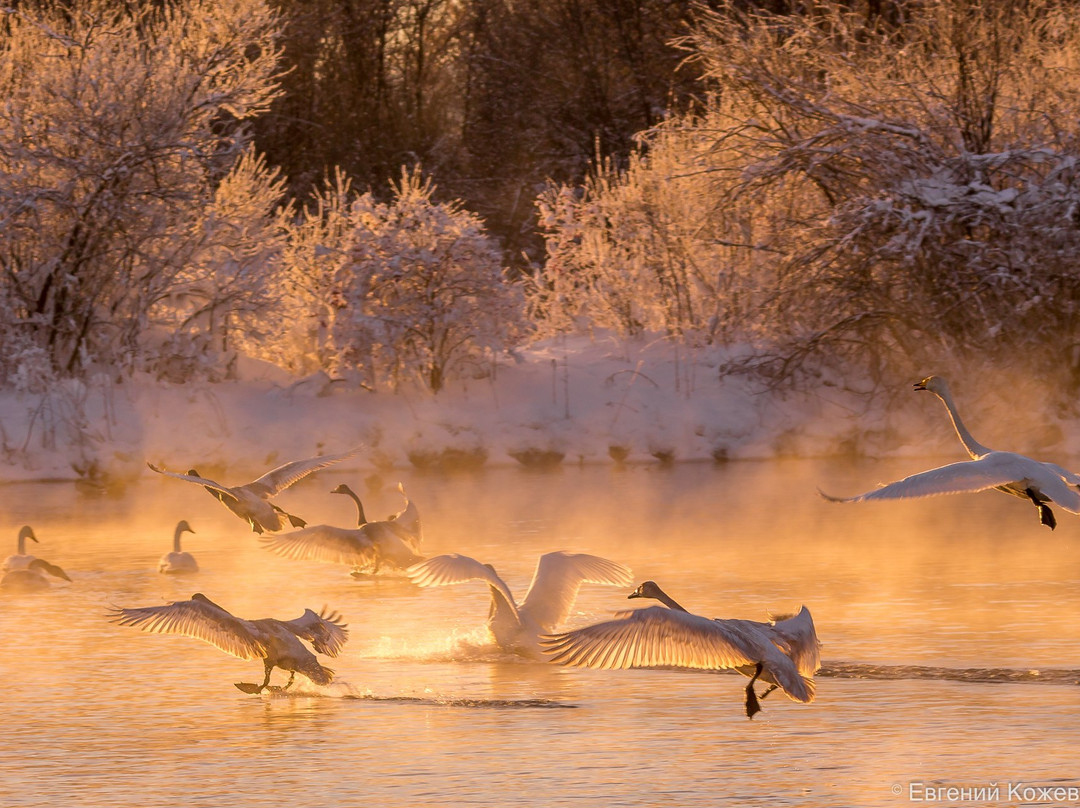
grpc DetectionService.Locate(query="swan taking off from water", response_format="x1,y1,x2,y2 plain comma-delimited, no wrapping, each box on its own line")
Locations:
109,592,348,693
1,557,72,592
159,521,198,574
259,483,423,575
540,581,820,719
407,551,633,657
147,447,361,534
821,375,1080,529
3,525,39,571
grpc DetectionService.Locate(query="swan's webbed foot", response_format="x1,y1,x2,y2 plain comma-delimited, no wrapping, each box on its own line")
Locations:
1025,488,1057,530
249,519,265,535
234,681,266,694
744,662,764,720
745,684,762,719
287,514,307,528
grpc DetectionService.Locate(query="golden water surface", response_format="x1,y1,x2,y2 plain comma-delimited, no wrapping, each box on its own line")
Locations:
2,459,1078,807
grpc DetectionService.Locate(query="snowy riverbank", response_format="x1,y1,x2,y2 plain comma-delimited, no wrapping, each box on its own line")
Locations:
0,333,1074,485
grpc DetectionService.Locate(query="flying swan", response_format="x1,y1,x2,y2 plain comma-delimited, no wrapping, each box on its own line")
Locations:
540,580,820,719
259,483,423,575
3,525,40,571
109,592,348,693
821,375,1080,529
147,447,362,534
406,551,633,658
159,521,198,574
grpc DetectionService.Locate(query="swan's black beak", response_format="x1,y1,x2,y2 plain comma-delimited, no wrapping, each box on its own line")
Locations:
628,591,642,600
913,381,928,391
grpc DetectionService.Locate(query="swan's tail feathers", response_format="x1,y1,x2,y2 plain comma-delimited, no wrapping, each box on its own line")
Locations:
296,660,335,686
786,674,816,704
769,605,822,677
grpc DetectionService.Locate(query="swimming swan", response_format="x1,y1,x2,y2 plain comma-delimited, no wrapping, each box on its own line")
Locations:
159,521,198,574
407,551,633,658
147,447,362,534
259,484,423,574
1,557,72,592
3,525,39,571
109,592,348,693
540,580,820,719
821,375,1080,529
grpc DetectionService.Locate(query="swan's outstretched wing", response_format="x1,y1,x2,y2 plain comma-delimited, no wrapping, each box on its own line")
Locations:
541,606,815,703
259,525,377,567
281,607,349,657
768,606,821,678
386,483,422,547
247,448,363,497
540,605,759,671
109,595,267,660
822,452,1080,513
519,552,633,632
146,464,238,502
406,554,520,622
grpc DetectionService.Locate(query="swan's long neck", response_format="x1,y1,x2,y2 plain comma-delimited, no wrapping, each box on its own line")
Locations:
17,527,33,555
173,526,184,552
935,388,991,459
651,587,689,613
339,487,367,526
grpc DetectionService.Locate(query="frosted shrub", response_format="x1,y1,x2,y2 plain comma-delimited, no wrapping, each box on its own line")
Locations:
536,1,1080,393
279,167,525,392
0,0,285,379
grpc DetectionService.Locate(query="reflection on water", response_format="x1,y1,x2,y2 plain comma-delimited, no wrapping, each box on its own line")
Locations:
1,459,1079,807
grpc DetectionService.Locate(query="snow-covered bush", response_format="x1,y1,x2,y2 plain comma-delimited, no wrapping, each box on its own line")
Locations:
535,1,1080,394
272,167,525,392
0,0,285,383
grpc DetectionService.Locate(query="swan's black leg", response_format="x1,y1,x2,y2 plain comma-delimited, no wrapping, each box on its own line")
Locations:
282,671,296,690
744,662,764,719
1025,488,1056,530
759,684,779,701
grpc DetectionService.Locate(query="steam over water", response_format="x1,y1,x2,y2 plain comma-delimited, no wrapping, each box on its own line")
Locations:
2,459,1078,807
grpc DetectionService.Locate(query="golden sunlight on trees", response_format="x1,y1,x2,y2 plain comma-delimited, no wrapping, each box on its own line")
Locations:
267,167,523,393
0,0,284,385
534,0,1080,393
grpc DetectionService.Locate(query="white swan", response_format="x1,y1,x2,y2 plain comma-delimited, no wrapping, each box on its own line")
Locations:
540,581,820,719
109,592,348,693
407,551,633,658
159,521,198,574
821,375,1080,529
258,483,423,574
1,557,72,592
147,447,362,534
2,525,39,571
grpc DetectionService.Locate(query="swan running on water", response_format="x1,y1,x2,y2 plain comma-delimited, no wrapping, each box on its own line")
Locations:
147,447,362,534
540,581,820,719
821,375,1080,529
3,525,39,571
260,483,423,576
109,593,348,693
407,551,633,658
159,521,198,574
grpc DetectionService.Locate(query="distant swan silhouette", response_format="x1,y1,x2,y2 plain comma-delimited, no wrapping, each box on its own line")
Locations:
821,375,1080,529
2,525,39,571
147,447,361,534
1,557,72,592
540,581,820,719
407,551,633,658
159,521,198,574
109,592,348,693
259,483,423,574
